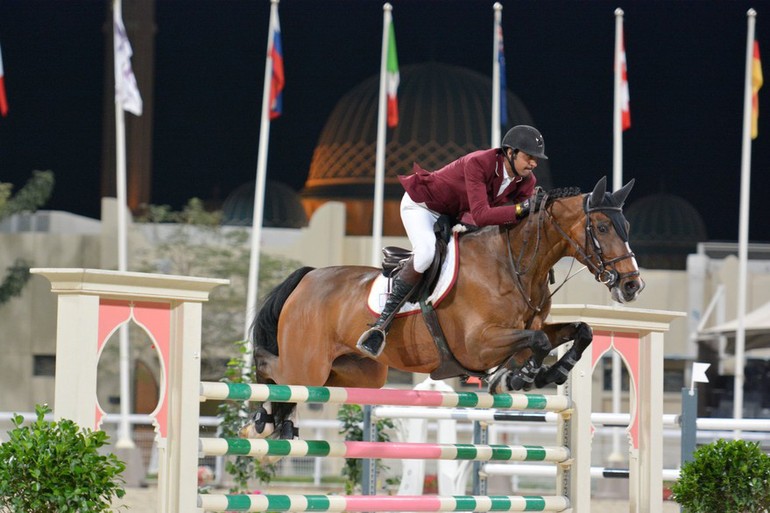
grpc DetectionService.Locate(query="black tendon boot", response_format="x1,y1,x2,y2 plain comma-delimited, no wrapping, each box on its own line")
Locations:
356,259,421,358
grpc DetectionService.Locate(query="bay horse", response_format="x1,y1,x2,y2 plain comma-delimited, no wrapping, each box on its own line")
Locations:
243,176,644,439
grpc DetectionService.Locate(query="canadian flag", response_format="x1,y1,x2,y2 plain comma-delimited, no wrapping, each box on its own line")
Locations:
619,28,630,130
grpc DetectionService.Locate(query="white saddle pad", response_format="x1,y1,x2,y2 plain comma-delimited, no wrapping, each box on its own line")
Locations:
366,234,460,316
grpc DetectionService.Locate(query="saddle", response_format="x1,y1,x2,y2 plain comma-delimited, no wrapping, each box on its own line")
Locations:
376,215,483,380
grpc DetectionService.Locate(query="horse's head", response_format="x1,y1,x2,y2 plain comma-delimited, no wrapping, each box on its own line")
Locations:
550,176,645,303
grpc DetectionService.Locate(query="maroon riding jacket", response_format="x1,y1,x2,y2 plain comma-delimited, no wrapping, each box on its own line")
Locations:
398,148,537,226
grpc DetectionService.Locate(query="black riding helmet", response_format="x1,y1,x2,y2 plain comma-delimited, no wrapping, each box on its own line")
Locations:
501,125,548,160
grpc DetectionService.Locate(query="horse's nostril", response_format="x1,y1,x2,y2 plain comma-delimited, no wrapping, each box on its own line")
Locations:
625,280,639,293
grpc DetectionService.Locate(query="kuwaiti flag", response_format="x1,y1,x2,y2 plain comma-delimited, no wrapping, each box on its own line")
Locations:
386,20,399,128
619,27,630,130
113,1,143,116
268,6,284,120
0,41,7,117
497,23,507,128
752,40,763,139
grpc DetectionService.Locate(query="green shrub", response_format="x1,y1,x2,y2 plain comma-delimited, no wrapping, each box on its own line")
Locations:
672,438,770,513
0,404,126,512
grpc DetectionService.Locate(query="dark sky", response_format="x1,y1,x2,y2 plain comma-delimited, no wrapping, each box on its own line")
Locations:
2,0,770,242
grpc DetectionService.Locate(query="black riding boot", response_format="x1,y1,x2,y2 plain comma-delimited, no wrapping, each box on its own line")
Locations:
356,261,421,358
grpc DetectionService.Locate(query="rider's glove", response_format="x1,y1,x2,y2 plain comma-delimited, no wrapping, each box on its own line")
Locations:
515,199,531,219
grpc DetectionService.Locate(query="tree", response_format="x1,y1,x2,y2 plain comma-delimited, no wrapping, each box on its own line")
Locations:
135,198,303,378
0,171,55,305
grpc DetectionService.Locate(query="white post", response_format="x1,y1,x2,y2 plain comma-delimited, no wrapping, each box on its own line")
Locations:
244,0,281,351
612,8,625,192
734,8,758,432
114,0,134,449
550,304,682,512
32,268,227,513
491,3,503,148
371,3,392,267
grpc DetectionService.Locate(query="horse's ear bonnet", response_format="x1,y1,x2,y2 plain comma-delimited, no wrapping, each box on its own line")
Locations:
587,176,634,241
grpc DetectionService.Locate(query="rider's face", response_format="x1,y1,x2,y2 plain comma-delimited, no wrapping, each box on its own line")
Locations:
512,150,538,178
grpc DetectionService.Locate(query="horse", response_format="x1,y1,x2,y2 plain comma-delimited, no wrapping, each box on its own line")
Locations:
242,176,644,439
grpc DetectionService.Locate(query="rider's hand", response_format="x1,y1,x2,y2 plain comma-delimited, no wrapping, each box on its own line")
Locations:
515,199,531,219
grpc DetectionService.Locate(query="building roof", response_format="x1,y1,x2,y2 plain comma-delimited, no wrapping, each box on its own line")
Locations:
625,192,708,270
221,180,308,228
302,62,552,201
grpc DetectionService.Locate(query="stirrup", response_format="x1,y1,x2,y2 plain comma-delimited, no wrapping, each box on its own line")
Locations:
356,327,386,358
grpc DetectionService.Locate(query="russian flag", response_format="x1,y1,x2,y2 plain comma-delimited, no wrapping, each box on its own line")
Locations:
269,7,284,120
497,24,506,128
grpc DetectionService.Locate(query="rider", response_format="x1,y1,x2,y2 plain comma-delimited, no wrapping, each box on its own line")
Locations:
356,124,548,358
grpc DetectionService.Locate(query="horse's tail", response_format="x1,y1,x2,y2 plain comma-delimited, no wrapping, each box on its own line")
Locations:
251,266,315,357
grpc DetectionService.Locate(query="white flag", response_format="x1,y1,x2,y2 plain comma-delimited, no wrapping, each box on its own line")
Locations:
113,2,143,116
691,362,710,385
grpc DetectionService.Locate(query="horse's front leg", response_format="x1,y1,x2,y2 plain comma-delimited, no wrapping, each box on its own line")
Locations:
488,329,552,393
533,322,593,388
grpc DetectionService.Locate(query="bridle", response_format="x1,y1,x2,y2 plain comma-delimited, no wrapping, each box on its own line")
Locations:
505,191,639,316
549,195,639,288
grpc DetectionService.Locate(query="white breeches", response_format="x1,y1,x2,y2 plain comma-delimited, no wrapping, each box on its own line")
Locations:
400,193,439,273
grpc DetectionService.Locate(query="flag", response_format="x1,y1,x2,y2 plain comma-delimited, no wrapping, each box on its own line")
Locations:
113,2,143,116
691,362,710,385
497,24,507,128
0,41,7,117
268,6,284,120
752,40,763,139
386,20,399,128
619,28,630,130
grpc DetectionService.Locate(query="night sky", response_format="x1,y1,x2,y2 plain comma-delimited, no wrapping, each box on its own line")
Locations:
2,0,770,242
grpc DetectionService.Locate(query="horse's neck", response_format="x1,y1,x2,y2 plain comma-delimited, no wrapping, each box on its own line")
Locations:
505,214,571,277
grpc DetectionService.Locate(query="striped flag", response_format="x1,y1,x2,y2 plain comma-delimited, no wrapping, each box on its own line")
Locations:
0,41,7,117
268,5,284,119
752,40,763,139
497,23,507,128
386,20,399,128
113,1,143,116
619,27,630,130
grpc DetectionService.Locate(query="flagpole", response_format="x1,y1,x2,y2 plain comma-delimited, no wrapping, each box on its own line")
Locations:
371,3,392,267
491,3,502,148
733,8,757,432
606,7,626,466
612,8,624,192
113,0,134,450
244,0,280,366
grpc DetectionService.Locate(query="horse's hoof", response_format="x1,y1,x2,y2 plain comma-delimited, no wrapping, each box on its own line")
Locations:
253,406,274,434
507,363,536,391
239,406,275,438
279,420,299,440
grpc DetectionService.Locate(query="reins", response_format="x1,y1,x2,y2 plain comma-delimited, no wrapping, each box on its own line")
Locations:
505,191,638,315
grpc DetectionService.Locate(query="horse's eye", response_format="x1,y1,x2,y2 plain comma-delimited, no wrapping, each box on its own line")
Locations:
597,223,609,234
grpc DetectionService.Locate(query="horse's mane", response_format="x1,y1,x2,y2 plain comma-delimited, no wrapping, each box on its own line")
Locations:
545,186,581,206
456,186,583,234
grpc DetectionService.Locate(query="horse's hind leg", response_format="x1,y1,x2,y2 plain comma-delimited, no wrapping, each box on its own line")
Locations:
534,322,593,388
240,346,304,440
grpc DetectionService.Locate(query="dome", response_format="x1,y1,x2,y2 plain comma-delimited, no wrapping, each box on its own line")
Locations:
301,62,552,235
625,193,708,270
221,180,308,228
